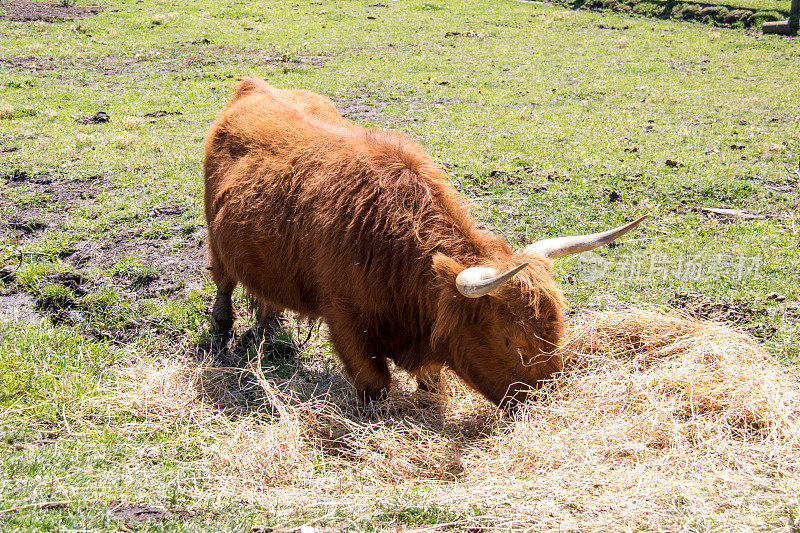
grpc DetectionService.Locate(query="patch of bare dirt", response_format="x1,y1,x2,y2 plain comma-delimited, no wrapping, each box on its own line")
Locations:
143,110,182,118
1,169,209,332
1,171,103,242
1,172,203,277
74,110,109,124
1,47,332,80
0,266,38,324
0,292,40,323
3,169,102,203
2,221,208,331
5,214,49,235
209,46,332,69
691,205,785,222
669,291,776,340
0,53,161,76
0,54,132,75
0,56,50,71
444,30,486,38
331,87,462,125
768,113,800,123
331,97,387,123
67,224,208,298
787,301,800,324
0,0,104,22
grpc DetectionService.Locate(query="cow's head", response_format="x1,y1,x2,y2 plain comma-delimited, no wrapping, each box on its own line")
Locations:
432,216,647,406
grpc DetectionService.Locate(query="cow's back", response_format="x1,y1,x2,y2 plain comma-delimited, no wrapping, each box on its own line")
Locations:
203,79,483,325
204,82,338,314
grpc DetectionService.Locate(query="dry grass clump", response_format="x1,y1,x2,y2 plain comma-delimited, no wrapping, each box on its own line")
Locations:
75,132,93,146
212,358,493,490
114,310,800,529
114,133,134,148
0,104,15,119
477,310,800,473
116,355,245,424
122,115,144,128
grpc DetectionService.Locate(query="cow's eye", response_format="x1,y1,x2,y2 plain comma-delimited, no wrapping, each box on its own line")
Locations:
504,338,511,348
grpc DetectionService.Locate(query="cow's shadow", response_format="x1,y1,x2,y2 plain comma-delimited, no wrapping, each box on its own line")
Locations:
192,316,310,413
189,317,503,479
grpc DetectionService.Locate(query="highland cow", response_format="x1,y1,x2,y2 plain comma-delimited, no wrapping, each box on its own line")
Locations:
204,78,646,406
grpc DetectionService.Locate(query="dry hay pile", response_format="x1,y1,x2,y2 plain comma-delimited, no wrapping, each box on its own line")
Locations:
115,310,800,530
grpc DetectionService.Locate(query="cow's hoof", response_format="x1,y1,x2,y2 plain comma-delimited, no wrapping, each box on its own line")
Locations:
358,386,390,408
209,314,234,351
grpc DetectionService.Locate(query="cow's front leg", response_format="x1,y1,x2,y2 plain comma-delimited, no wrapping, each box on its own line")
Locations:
208,245,237,340
413,363,445,407
327,321,391,402
211,288,235,339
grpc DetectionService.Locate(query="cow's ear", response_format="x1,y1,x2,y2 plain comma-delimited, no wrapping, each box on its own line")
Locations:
431,253,462,286
430,254,467,346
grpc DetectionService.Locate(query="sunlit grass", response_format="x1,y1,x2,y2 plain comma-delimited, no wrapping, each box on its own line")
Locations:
0,0,798,529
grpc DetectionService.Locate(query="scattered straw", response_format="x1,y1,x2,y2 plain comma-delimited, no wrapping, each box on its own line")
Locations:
0,104,14,120
112,310,800,529
122,115,144,128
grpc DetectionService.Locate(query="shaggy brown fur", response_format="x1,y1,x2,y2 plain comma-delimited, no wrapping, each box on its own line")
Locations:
204,78,566,406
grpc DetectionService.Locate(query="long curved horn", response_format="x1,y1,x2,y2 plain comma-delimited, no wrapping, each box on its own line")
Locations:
456,262,529,298
523,215,648,259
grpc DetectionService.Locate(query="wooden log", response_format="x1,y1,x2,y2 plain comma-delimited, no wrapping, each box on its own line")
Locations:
763,0,798,34
763,20,793,33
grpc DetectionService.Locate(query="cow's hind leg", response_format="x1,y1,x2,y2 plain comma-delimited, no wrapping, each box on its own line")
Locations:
248,299,297,359
412,363,445,407
211,287,235,332
208,247,237,341
253,300,283,337
327,321,391,403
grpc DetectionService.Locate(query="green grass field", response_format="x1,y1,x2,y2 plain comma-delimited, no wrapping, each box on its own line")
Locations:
1,0,800,530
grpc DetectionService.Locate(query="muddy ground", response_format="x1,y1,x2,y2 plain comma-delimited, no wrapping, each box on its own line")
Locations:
670,291,777,339
331,87,461,126
0,170,101,242
0,169,208,335
0,0,104,22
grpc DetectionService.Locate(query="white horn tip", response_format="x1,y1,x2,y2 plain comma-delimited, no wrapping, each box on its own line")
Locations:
455,263,529,298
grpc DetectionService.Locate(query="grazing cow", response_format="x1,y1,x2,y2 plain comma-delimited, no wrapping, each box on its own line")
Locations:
204,78,646,406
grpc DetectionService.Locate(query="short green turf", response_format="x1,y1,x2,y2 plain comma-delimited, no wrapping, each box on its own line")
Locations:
1,0,799,529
